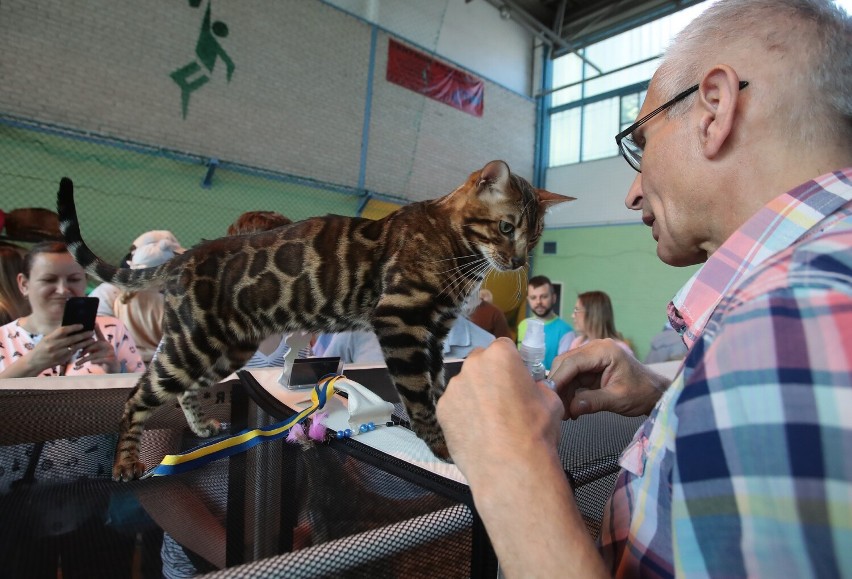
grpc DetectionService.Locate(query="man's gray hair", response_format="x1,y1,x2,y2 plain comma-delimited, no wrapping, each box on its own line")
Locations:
656,0,851,148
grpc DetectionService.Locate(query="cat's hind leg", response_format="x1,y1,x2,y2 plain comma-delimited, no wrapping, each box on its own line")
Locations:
177,389,222,437
176,349,255,437
112,348,237,481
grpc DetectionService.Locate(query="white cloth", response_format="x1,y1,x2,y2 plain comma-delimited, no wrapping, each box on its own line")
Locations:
130,238,184,269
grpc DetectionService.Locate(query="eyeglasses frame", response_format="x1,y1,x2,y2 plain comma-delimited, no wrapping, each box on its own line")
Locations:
615,80,749,173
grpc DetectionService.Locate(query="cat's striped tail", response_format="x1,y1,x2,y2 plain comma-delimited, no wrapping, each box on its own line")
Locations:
57,177,165,290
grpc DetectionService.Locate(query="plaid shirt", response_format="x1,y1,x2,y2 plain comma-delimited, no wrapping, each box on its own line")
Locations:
598,169,852,577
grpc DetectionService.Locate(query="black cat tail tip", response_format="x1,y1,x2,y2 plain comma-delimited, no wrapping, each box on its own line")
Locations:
58,177,74,199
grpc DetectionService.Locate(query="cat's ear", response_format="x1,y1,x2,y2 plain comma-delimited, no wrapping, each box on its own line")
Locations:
536,188,575,210
477,160,510,190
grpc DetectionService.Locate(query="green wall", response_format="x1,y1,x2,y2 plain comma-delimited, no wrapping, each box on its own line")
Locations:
532,224,699,361
1,122,362,266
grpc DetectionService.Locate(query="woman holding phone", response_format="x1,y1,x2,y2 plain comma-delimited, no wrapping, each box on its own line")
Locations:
0,241,145,578
0,241,144,378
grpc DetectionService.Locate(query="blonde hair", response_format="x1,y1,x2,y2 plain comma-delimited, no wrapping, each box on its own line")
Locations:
577,291,623,342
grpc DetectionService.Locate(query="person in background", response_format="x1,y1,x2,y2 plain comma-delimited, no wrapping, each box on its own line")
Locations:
112,237,185,363
437,0,851,576
516,275,573,370
89,230,183,316
643,320,687,364
226,209,292,236
0,244,30,326
0,241,144,378
0,241,144,578
468,288,513,340
564,291,633,356
322,316,495,365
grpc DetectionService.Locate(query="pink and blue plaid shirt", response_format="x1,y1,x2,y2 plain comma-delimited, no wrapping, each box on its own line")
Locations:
598,168,852,577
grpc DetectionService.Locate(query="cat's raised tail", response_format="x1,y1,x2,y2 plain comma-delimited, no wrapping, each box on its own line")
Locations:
57,177,170,291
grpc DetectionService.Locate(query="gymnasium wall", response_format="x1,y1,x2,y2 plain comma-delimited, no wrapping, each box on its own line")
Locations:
0,0,537,262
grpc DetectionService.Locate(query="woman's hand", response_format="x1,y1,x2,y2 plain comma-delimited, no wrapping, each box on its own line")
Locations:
73,324,119,373
0,324,96,378
549,338,671,419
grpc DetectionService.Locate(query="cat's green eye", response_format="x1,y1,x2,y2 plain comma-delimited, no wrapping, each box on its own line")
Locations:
498,220,515,235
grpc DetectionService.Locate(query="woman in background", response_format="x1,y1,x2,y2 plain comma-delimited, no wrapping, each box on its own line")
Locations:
0,244,30,326
0,241,144,578
0,241,144,378
566,290,633,356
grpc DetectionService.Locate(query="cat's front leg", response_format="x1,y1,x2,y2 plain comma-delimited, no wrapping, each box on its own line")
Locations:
378,346,451,460
113,383,154,481
407,403,451,461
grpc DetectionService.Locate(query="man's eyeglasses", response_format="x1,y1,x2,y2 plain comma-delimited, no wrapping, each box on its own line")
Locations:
615,80,749,173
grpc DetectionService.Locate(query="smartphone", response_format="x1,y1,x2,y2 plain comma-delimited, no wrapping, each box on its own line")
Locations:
61,296,100,333
283,357,344,390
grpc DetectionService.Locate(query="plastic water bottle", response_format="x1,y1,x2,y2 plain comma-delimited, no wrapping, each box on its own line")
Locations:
520,318,547,382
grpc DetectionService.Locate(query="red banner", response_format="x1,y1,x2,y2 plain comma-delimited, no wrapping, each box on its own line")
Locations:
386,39,484,117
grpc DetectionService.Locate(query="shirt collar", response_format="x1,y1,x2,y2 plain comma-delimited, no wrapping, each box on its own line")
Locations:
669,168,852,347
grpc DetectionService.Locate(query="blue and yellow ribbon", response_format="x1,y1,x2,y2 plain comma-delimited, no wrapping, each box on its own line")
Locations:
147,374,343,477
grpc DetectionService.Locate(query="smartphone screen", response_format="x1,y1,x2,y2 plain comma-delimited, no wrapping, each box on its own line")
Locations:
61,296,100,333
286,357,344,389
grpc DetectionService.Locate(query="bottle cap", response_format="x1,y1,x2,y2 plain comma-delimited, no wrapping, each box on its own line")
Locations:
522,318,545,349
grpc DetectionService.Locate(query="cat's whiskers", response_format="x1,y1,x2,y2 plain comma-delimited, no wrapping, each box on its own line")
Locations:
440,256,489,278
428,253,482,264
439,258,491,300
442,266,483,299
458,261,491,296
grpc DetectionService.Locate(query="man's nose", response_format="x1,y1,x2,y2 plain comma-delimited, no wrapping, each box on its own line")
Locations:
625,174,643,210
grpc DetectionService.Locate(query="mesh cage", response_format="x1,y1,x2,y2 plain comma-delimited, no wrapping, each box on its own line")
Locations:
557,412,646,539
0,371,644,577
0,378,487,579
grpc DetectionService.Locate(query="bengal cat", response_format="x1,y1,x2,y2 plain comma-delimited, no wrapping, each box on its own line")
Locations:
56,160,573,481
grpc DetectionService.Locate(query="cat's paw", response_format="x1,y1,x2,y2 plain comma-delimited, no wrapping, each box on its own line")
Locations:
112,456,146,482
427,437,452,462
190,417,222,438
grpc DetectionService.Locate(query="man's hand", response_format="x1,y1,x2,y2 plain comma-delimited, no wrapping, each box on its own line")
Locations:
549,338,670,419
436,338,563,485
436,338,610,578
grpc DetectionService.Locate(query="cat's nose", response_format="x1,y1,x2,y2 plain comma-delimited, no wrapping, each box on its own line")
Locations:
510,256,526,269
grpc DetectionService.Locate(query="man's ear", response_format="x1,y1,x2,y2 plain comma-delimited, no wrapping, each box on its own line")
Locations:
697,64,743,160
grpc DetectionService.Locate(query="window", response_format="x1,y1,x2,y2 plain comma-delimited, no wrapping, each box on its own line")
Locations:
546,1,716,167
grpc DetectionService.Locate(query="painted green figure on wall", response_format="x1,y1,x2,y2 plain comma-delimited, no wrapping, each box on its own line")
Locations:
171,1,235,118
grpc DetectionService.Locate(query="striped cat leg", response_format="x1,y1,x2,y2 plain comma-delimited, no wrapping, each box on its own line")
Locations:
113,371,167,481
178,389,222,437
379,338,450,459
